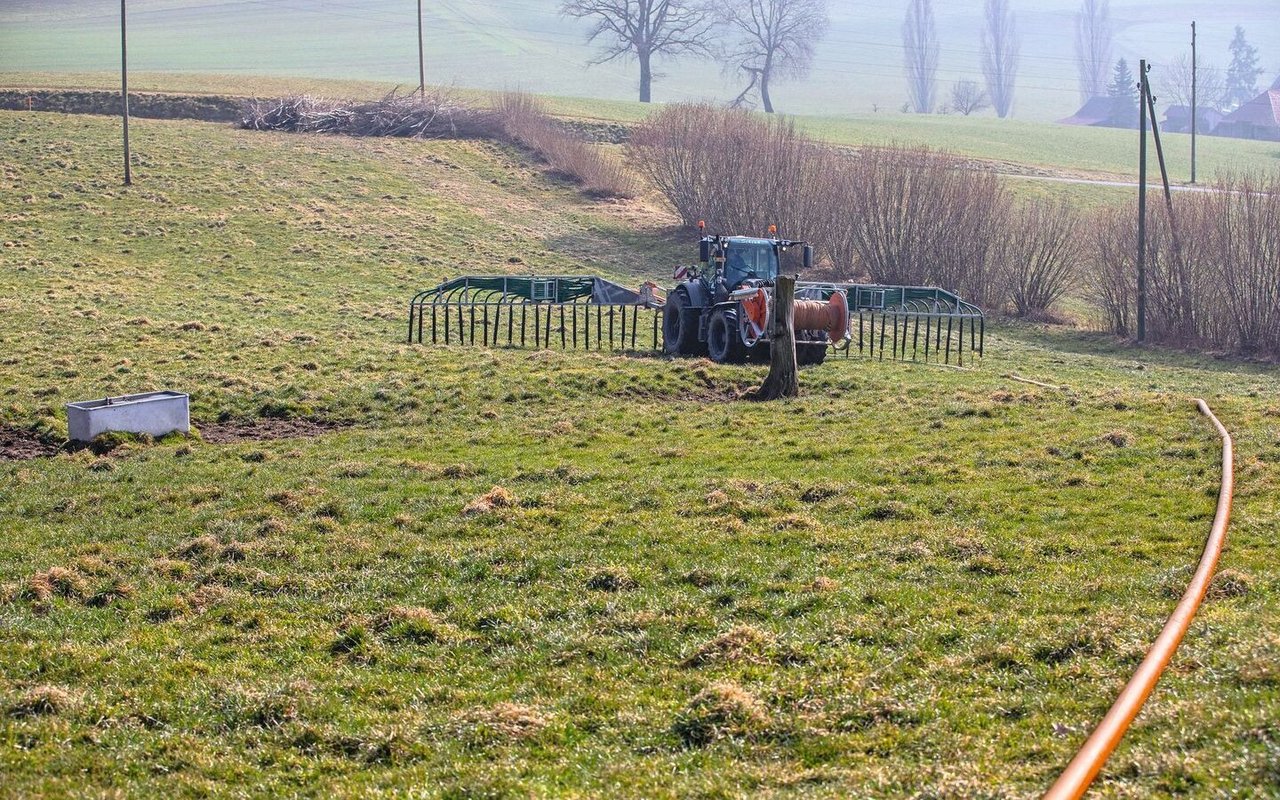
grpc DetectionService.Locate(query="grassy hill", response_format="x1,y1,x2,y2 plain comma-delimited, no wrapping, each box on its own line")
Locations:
2,0,1278,120
0,110,1277,796
3,69,1279,187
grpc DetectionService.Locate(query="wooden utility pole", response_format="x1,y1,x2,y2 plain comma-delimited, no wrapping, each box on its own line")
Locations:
1190,21,1197,184
121,0,132,186
752,276,799,400
1137,60,1148,344
417,0,426,96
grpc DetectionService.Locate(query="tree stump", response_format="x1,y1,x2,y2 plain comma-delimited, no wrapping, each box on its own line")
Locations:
751,275,799,401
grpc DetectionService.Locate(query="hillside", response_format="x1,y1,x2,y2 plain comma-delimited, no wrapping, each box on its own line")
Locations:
0,110,1277,797
2,0,1278,121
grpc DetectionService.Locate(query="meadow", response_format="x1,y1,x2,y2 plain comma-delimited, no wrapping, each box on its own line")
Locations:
0,111,1277,797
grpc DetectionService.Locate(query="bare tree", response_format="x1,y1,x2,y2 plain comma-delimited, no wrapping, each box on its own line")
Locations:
1074,0,1112,102
1158,54,1227,112
562,0,717,103
902,0,938,114
719,0,829,114
950,80,988,115
981,0,1018,118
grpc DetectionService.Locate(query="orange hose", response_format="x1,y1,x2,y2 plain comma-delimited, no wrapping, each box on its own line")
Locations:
1043,399,1234,799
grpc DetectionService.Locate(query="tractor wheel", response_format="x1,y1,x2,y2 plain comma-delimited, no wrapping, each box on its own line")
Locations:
707,308,746,364
797,341,829,366
662,289,703,356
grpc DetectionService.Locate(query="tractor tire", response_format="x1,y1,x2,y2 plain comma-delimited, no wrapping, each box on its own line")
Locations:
707,308,746,364
662,289,704,356
797,341,829,366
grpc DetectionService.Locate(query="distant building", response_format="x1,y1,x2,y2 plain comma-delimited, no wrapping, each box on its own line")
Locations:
1214,75,1280,141
1058,96,1137,129
1162,105,1223,135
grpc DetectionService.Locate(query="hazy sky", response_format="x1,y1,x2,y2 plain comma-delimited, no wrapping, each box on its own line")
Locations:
2,1,1277,119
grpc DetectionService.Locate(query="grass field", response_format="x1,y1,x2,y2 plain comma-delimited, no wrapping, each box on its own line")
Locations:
6,69,1280,185
1,111,1278,797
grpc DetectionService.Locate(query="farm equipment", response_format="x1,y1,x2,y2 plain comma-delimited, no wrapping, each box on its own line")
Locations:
406,230,985,365
664,227,985,365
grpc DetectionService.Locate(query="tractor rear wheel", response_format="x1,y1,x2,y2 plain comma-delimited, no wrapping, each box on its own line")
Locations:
707,308,746,364
662,289,704,356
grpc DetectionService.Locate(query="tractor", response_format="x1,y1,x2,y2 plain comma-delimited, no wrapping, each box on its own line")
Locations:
662,227,847,365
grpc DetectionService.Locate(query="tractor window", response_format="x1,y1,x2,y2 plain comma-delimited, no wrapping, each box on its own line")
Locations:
722,244,776,287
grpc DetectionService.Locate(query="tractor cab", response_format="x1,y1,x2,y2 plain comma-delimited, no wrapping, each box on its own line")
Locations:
698,233,813,301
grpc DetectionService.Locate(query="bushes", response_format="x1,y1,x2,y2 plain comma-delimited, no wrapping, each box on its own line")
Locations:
494,92,637,198
999,200,1082,318
1086,173,1280,358
626,104,832,238
830,145,1012,309
629,103,1075,315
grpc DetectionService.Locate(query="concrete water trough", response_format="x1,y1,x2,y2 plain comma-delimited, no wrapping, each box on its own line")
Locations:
66,391,190,443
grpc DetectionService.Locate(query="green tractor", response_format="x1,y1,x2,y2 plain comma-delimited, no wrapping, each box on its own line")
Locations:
662,230,841,366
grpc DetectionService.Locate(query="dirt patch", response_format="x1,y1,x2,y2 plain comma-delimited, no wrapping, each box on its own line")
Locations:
0,426,60,461
198,419,352,444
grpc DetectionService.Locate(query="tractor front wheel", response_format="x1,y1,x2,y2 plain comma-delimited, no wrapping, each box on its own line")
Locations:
707,308,746,364
662,289,704,356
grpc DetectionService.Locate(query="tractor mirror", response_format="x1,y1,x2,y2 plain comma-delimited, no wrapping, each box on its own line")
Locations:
803,245,814,270
699,239,710,263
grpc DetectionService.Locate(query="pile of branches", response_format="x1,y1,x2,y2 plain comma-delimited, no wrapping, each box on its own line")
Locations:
239,89,499,139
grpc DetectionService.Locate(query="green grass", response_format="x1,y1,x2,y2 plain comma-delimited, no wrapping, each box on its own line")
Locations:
5,69,1280,184
1,111,1277,798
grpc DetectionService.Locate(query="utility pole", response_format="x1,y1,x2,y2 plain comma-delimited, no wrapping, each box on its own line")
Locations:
1137,59,1148,344
1190,21,1197,184
120,0,132,186
417,0,427,96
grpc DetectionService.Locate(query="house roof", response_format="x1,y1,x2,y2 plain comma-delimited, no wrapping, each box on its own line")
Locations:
1221,82,1280,128
1058,96,1117,126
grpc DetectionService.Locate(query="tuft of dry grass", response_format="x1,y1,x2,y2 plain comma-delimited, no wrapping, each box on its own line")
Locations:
86,579,135,607
458,701,549,745
585,567,636,593
807,576,839,593
372,606,459,644
1208,568,1252,600
23,566,87,604
1101,429,1134,448
673,682,768,747
173,534,221,560
682,625,774,668
8,685,76,717
462,486,517,516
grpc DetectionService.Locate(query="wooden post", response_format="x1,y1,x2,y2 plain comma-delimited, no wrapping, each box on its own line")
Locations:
120,0,132,186
751,275,799,400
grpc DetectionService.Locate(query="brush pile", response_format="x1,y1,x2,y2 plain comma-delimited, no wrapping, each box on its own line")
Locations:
239,90,499,139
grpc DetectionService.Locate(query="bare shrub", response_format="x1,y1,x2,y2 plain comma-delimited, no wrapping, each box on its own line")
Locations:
1206,173,1280,357
1000,200,1081,317
495,92,637,198
1086,172,1280,358
1083,209,1136,336
626,103,833,239
628,104,1017,306
837,146,1011,307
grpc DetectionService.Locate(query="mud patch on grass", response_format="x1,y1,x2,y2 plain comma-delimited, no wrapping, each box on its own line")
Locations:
198,418,352,444
0,425,60,461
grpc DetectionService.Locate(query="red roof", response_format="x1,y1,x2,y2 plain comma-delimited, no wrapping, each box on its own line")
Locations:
1222,80,1280,129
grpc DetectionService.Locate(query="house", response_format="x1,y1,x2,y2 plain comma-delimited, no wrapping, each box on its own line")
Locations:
1162,105,1223,135
1058,96,1137,129
1214,75,1280,141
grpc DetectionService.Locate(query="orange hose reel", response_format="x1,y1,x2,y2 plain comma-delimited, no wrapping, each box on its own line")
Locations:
794,290,850,344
